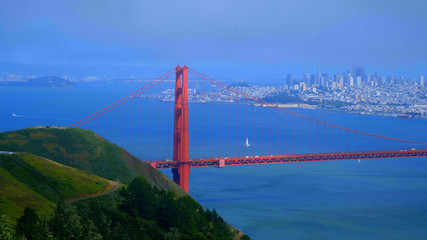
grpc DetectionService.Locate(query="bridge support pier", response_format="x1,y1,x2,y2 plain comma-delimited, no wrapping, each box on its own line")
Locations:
172,65,191,193
172,163,190,193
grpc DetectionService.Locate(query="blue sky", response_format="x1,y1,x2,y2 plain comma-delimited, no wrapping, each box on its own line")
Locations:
0,0,426,78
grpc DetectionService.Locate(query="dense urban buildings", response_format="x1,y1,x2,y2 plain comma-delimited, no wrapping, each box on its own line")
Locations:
1,65,426,117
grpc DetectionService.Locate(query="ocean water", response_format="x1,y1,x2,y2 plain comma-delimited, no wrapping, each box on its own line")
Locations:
1,85,427,239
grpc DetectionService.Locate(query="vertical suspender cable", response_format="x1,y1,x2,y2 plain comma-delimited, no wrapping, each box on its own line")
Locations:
308,121,311,153
293,115,295,154
269,108,272,155
285,113,287,154
277,110,280,155
324,124,326,153
317,121,319,153
301,118,303,152
219,101,222,157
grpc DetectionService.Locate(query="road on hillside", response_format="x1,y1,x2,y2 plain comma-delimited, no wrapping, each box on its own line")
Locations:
66,180,120,204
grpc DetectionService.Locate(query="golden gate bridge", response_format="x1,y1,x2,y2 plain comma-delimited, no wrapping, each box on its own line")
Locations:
69,66,427,193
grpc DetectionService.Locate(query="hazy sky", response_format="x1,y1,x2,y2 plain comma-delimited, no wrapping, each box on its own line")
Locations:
1,0,426,77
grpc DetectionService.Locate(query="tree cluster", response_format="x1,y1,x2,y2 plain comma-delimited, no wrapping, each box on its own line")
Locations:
1,177,250,240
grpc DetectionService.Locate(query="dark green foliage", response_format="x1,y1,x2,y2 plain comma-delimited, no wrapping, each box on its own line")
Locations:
4,177,245,239
240,234,251,240
0,214,20,240
16,208,51,240
0,128,246,239
117,177,235,239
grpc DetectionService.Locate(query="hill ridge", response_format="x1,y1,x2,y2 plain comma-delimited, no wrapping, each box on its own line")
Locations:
0,127,186,196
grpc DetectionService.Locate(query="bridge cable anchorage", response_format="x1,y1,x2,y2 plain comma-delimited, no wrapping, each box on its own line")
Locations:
187,67,427,146
69,68,179,128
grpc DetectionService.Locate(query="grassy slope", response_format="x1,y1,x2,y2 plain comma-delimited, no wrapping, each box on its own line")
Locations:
0,127,185,196
0,153,116,220
0,167,55,221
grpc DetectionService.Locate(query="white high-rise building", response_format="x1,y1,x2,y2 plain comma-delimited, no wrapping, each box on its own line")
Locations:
366,74,371,84
420,75,425,87
300,82,307,92
356,76,362,86
338,77,344,88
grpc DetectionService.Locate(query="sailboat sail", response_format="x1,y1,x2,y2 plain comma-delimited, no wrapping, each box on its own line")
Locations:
244,137,251,147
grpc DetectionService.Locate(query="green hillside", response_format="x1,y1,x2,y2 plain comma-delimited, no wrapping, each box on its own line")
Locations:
0,167,54,220
0,127,185,196
0,153,115,220
2,177,250,240
0,128,251,239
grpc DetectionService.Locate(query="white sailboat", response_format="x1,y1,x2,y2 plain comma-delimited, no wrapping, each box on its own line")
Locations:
244,137,251,147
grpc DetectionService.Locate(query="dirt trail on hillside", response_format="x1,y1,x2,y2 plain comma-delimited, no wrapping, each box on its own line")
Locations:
66,180,120,204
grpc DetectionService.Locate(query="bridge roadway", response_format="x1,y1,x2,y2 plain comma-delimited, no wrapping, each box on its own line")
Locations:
149,149,427,169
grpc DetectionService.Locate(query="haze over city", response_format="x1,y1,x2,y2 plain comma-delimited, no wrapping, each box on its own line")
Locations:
0,0,426,78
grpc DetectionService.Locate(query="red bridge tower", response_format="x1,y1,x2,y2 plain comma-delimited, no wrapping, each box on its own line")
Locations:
172,65,190,193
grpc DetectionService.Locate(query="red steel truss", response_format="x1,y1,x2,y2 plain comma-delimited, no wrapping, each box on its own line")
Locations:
151,149,427,169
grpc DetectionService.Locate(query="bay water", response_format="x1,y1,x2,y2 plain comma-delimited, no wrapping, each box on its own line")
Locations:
1,84,427,239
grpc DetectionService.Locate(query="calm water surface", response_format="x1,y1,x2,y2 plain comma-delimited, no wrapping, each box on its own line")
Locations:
1,85,427,240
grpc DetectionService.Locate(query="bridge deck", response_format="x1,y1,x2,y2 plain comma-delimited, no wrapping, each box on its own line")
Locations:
150,149,427,169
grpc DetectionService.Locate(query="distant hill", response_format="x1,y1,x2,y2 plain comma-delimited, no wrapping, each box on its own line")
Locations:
0,76,75,88
0,127,186,196
0,153,115,220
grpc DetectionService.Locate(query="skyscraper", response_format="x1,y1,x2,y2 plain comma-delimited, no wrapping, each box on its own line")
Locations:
303,74,311,87
420,75,425,87
356,76,362,86
351,63,357,78
387,76,395,84
310,74,316,87
286,74,293,86
355,66,365,83
321,73,329,88
338,76,344,88
345,73,352,86
334,74,341,84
